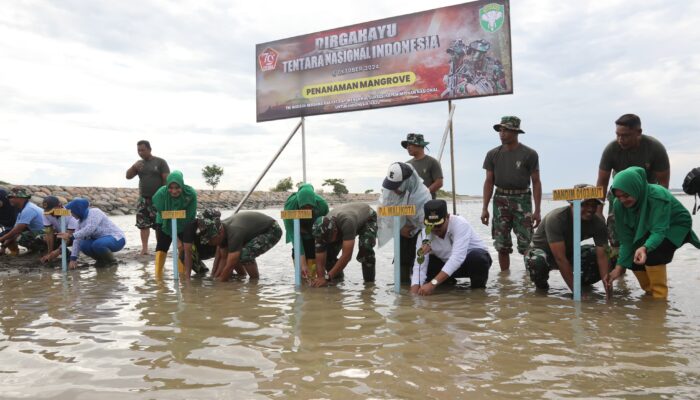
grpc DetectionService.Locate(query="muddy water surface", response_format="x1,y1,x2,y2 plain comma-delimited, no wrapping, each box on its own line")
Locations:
1,199,699,399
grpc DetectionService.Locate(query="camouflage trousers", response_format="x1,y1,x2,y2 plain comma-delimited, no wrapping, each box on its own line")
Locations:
135,196,157,229
240,221,283,263
321,209,377,282
18,229,47,253
524,244,601,290
492,193,533,255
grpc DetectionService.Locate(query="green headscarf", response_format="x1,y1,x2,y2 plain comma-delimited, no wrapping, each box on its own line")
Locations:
282,184,329,255
611,167,700,267
152,170,198,236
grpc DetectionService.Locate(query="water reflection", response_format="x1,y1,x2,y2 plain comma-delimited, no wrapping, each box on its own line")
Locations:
0,200,698,398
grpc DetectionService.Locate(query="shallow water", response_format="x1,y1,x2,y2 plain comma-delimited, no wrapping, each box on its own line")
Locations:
1,199,699,399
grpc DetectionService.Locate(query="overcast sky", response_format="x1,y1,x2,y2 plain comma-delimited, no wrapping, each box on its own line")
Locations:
1,0,698,195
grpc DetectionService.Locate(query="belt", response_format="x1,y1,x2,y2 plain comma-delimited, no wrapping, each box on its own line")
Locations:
495,187,531,195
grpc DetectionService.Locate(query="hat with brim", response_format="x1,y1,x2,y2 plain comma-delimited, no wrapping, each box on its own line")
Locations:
493,116,525,134
424,199,448,226
382,162,413,190
7,187,31,199
401,133,430,148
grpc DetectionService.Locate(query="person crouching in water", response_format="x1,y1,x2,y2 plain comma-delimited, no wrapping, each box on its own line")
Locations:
179,208,222,279
210,211,282,282
604,167,700,299
56,198,125,267
40,196,78,264
310,203,378,287
152,171,197,278
411,200,492,295
524,184,611,297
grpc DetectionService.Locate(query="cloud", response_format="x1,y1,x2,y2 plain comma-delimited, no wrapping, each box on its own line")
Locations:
1,0,699,194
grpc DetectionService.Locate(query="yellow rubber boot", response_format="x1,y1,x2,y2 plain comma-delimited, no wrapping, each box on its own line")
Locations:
645,264,668,299
155,251,166,278
632,270,652,294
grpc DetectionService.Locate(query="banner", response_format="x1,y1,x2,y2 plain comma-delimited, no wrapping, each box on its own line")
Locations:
256,0,512,122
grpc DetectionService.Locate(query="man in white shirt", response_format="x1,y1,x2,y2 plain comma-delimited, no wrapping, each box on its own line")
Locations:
411,200,493,295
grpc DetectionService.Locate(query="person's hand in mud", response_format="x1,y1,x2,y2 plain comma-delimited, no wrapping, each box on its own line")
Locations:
40,249,60,263
69,260,78,269
603,265,624,291
310,276,329,287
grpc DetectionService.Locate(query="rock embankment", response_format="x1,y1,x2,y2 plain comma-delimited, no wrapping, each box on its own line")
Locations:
3,185,379,216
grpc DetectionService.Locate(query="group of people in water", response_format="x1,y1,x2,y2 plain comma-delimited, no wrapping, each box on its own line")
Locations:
1,113,698,299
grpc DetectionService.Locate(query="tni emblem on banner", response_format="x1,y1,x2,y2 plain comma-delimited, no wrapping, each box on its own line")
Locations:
480,3,505,33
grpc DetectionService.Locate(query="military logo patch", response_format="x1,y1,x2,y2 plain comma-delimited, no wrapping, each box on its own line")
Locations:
480,3,505,33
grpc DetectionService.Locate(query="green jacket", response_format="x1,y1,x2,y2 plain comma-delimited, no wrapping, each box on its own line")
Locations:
283,184,328,256
612,167,700,268
152,170,197,236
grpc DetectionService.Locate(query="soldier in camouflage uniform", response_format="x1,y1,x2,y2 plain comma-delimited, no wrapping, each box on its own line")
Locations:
523,186,611,295
180,208,222,278
0,187,47,255
482,116,542,271
310,203,377,287
210,211,282,282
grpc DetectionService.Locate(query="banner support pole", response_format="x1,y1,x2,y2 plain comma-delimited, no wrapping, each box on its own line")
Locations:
235,120,303,213
448,100,457,215
301,117,307,183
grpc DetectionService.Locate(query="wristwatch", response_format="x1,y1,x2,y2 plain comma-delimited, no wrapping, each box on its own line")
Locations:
430,278,439,286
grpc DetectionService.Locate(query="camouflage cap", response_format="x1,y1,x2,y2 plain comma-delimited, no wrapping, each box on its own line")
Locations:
7,187,31,199
196,208,222,245
493,116,525,134
312,216,336,244
401,133,430,148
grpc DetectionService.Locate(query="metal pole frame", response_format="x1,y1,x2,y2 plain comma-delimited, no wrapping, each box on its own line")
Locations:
171,218,179,282
301,117,307,184
234,120,303,213
293,219,302,287
393,216,401,293
573,200,581,301
448,100,457,215
60,216,67,272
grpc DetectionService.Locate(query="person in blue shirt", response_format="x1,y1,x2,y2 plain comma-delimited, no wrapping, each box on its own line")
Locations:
0,187,47,255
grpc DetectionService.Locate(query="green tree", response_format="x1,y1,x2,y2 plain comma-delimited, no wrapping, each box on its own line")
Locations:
271,177,294,192
364,189,374,194
322,178,349,196
201,164,224,190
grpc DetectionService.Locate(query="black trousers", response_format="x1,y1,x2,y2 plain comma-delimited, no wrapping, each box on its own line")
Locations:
426,248,492,288
155,225,183,252
630,237,682,271
399,233,418,284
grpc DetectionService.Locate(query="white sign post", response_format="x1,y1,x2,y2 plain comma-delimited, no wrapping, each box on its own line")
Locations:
281,209,313,287
552,186,605,301
378,205,416,293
